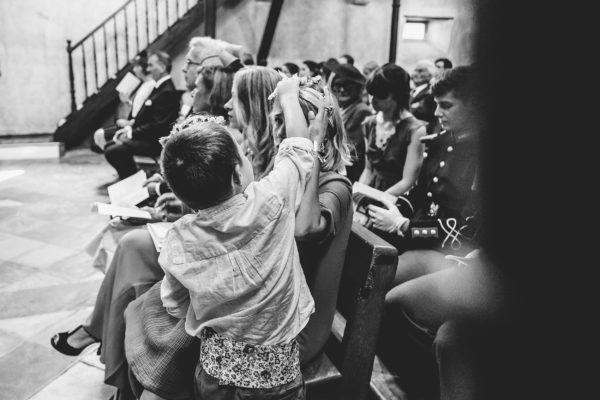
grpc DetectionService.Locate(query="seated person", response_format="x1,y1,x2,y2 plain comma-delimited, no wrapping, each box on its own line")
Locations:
388,250,510,400
157,76,320,398
123,73,352,400
93,51,155,151
367,65,481,280
410,60,438,134
104,51,181,179
366,66,484,397
330,63,373,182
358,63,427,196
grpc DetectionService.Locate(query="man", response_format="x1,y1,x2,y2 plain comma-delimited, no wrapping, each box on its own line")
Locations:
410,60,437,133
368,66,489,398
330,63,373,182
104,51,180,179
434,57,453,77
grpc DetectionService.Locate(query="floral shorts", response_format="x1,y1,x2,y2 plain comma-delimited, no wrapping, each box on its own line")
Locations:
199,328,301,389
195,365,305,400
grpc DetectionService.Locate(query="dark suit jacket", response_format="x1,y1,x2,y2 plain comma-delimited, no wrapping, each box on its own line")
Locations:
131,79,181,142
410,84,437,133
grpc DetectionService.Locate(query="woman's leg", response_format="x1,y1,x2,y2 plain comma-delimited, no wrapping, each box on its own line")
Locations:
83,229,164,394
392,249,452,286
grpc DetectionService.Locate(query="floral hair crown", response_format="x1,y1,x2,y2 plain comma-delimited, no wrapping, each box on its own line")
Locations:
159,113,226,146
267,74,322,101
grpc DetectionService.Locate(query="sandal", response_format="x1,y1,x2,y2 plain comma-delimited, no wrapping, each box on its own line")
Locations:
50,325,99,356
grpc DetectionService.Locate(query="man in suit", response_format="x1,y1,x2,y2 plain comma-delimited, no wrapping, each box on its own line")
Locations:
104,51,180,179
410,60,438,133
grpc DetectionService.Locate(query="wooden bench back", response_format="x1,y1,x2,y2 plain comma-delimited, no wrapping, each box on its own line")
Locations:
330,222,398,399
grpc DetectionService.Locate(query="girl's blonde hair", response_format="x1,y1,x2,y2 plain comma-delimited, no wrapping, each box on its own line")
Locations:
296,83,352,174
232,66,282,177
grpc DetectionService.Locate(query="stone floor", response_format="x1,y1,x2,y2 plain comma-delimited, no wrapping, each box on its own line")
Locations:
0,149,118,400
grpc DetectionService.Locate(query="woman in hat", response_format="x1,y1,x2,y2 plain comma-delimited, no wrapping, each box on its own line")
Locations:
330,63,373,182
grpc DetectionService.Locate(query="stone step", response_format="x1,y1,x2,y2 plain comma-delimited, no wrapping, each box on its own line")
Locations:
0,142,65,161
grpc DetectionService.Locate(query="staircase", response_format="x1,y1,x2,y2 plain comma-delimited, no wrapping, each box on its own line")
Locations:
53,0,210,150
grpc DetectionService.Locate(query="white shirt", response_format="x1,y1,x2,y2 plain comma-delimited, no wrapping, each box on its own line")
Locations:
412,83,429,98
130,80,155,118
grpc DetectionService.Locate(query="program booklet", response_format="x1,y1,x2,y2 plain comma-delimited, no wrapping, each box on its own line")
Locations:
352,182,414,226
107,170,150,206
116,71,141,99
93,170,151,219
352,182,399,226
92,202,152,220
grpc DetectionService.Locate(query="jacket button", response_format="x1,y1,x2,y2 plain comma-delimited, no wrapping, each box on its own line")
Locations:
440,161,445,167
427,192,433,197
433,177,438,183
447,146,453,152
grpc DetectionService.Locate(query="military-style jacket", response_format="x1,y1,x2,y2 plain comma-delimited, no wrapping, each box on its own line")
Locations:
397,129,481,255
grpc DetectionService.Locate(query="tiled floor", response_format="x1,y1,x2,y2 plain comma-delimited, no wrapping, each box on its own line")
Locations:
0,149,118,400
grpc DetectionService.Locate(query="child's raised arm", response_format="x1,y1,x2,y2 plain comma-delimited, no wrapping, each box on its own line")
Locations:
295,87,334,241
273,77,309,140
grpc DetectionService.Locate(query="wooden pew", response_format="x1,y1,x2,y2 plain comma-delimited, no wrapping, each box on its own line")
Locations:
302,222,398,400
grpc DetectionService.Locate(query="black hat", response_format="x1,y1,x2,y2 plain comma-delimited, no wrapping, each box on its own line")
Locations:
331,63,365,85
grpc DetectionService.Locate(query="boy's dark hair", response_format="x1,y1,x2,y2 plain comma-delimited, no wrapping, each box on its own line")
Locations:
160,121,242,209
435,57,453,69
431,65,478,102
366,62,411,109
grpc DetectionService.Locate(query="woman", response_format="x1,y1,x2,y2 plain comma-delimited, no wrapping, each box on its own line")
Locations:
358,63,427,196
299,60,320,78
123,73,353,399
281,61,300,77
50,64,239,400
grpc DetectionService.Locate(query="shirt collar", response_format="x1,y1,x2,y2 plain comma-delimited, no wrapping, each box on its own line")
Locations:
412,83,429,97
155,75,171,89
197,193,245,220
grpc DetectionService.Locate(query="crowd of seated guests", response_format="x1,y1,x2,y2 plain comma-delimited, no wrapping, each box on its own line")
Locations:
50,35,508,400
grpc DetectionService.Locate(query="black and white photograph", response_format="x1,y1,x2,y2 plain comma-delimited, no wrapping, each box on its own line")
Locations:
0,0,582,399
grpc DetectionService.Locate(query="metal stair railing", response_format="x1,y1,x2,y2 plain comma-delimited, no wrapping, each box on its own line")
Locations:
66,0,200,113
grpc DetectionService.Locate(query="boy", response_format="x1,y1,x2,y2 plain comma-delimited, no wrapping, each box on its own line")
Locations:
158,77,317,399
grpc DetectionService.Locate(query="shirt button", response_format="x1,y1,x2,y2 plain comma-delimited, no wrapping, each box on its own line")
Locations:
440,161,445,167
447,146,453,152
427,192,433,198
423,151,428,158
433,177,438,183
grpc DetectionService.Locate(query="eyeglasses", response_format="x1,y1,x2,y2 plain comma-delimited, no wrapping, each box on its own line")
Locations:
185,59,203,67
